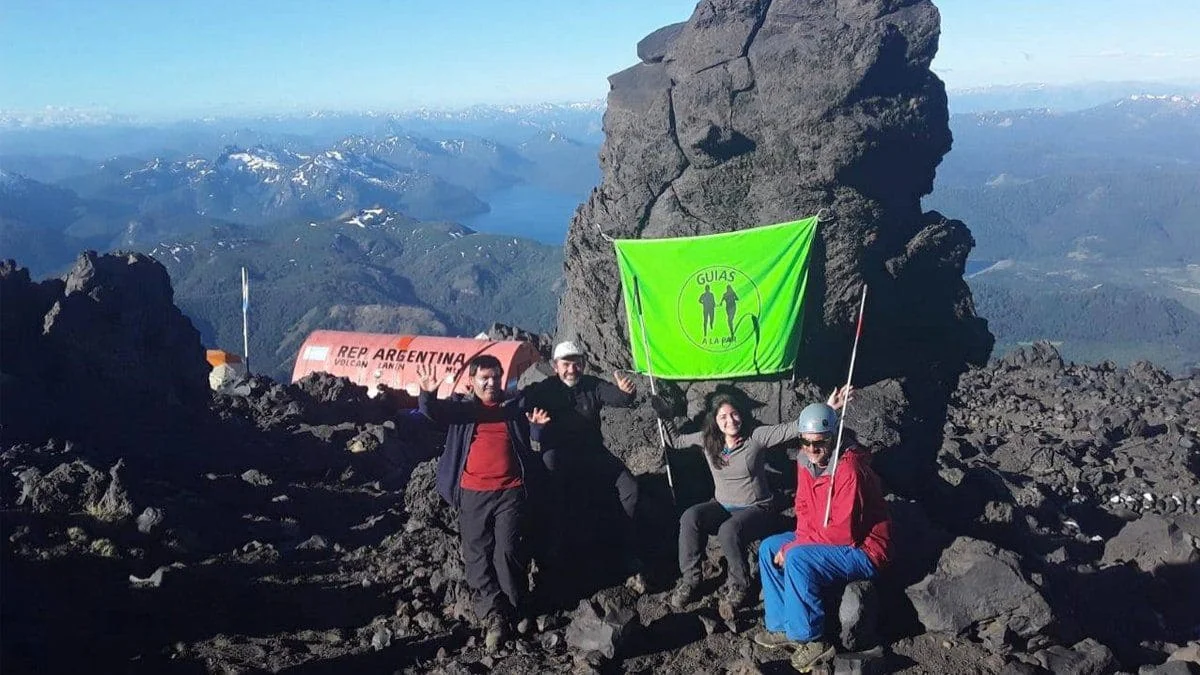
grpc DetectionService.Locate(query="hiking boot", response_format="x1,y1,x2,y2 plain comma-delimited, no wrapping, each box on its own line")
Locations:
789,640,835,672
668,579,697,609
752,629,792,650
482,612,508,652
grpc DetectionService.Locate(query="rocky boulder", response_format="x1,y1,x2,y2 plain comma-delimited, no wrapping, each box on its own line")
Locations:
0,253,208,444
1101,514,1200,573
1032,639,1118,675
565,593,639,659
557,0,992,387
906,536,1053,638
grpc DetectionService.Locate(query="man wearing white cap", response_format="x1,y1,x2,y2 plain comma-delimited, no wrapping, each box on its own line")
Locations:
525,340,643,589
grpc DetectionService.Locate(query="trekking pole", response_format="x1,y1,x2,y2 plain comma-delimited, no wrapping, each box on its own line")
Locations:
632,277,675,501
823,284,867,528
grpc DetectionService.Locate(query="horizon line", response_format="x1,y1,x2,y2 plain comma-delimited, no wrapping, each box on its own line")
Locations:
3,78,1200,128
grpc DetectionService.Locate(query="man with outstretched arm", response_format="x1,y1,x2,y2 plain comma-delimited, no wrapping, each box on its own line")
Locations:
415,358,549,651
752,402,891,672
522,340,643,589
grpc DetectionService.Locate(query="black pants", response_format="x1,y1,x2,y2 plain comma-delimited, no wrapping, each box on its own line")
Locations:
542,447,639,552
678,500,778,589
458,486,526,620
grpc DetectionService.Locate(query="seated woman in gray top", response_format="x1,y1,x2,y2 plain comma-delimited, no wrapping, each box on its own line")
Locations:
668,387,849,615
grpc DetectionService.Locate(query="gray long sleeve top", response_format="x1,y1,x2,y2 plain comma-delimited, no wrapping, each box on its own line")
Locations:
671,422,798,507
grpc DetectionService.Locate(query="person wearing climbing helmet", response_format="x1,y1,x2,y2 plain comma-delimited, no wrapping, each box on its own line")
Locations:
665,386,853,620
752,394,892,672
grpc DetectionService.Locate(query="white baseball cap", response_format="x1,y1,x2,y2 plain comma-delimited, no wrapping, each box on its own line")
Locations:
552,341,586,360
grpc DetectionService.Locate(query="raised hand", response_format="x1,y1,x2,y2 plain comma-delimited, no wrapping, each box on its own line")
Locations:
614,370,637,395
773,549,785,567
526,407,551,425
827,384,854,411
415,363,440,393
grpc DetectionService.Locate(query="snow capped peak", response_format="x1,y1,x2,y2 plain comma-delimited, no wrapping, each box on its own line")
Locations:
226,151,282,171
1127,93,1198,103
340,206,394,229
0,168,22,188
1119,93,1200,111
0,106,139,130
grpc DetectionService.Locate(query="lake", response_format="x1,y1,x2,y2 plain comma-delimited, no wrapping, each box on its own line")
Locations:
465,185,584,245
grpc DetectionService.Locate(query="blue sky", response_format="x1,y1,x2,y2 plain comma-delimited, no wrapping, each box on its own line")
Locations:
2,0,1197,117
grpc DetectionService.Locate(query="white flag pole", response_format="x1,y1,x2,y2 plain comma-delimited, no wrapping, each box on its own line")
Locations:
241,267,251,374
632,276,673,499
823,284,867,528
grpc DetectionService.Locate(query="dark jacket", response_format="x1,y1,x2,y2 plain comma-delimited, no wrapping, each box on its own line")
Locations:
418,390,543,509
522,374,636,452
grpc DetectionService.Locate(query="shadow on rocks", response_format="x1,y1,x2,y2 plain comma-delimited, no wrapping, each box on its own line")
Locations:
1045,559,1200,667
0,552,392,674
283,630,469,675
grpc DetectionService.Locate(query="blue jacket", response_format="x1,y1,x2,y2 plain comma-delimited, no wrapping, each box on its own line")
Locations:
418,390,543,509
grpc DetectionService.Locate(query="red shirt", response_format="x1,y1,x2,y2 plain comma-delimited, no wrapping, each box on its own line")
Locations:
781,447,891,569
459,401,523,492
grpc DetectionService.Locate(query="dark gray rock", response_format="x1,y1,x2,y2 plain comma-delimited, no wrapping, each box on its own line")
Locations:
90,459,134,522
240,469,273,487
997,661,1044,675
2,254,207,446
43,252,209,438
1000,341,1065,371
1032,639,1117,675
906,537,1053,637
1168,643,1200,666
841,379,907,450
136,507,165,534
12,456,133,522
636,22,686,63
15,460,105,514
838,580,880,651
295,535,329,551
1141,663,1200,675
128,566,168,589
486,322,552,359
1102,514,1200,573
832,647,886,675
0,261,62,441
564,597,638,659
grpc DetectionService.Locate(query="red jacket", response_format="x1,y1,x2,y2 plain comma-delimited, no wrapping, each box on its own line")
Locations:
781,446,892,570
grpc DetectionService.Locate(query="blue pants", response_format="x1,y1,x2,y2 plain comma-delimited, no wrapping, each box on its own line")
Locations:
758,533,876,641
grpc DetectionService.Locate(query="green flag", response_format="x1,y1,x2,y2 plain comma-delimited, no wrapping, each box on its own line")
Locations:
614,217,818,380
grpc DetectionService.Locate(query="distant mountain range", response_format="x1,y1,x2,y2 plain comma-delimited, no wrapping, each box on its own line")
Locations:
923,93,1200,372
0,102,606,158
927,94,1200,264
63,144,488,224
944,81,1200,114
0,122,601,277
153,206,562,380
3,88,1198,373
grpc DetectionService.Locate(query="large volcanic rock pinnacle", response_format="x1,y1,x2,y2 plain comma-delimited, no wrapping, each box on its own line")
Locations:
0,252,209,443
558,0,992,384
